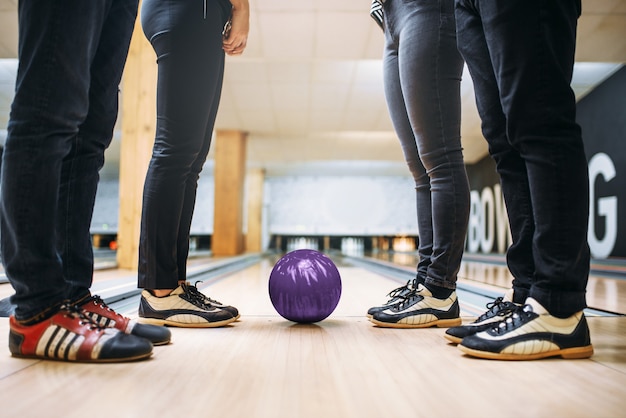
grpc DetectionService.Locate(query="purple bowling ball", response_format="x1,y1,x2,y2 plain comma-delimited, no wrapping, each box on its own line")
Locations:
269,249,342,323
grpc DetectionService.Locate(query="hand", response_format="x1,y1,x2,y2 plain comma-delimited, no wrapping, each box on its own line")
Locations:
223,1,249,56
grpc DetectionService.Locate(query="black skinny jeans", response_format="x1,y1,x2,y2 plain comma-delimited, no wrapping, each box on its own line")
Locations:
382,0,469,290
455,0,590,316
138,0,232,289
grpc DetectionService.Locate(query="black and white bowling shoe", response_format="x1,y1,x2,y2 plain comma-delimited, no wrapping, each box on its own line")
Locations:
458,298,594,360
138,283,236,328
369,284,462,329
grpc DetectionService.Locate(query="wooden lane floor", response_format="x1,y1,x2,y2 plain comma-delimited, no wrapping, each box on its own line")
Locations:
0,257,625,418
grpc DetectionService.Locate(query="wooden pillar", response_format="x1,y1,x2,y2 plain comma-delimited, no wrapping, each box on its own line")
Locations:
213,130,247,256
245,168,265,253
116,12,156,269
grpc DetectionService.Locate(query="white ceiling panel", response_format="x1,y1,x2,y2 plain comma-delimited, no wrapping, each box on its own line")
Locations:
314,12,373,60
274,110,309,133
230,82,273,110
346,83,386,110
0,0,623,175
311,60,356,82
223,60,269,83
257,12,316,59
310,84,350,111
266,61,311,82
271,83,310,111
309,110,343,132
316,0,368,12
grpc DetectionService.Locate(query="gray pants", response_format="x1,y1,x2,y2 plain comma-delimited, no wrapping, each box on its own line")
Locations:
382,0,469,289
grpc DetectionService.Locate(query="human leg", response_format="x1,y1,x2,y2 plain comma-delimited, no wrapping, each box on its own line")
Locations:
454,0,533,303
454,0,591,359
380,5,432,284
472,0,589,316
174,92,221,283
2,0,153,361
2,0,119,321
59,0,139,303
383,0,468,290
138,0,229,290
397,0,468,291
367,0,444,319
136,0,236,326
369,0,467,327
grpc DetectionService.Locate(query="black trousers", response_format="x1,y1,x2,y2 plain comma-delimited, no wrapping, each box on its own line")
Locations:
455,0,589,317
138,0,231,289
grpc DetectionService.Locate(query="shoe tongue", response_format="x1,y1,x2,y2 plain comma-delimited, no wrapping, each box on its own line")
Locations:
503,289,515,303
524,297,549,315
170,285,186,296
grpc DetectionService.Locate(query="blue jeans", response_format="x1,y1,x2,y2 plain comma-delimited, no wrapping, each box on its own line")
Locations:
1,0,139,322
382,0,469,289
138,0,231,289
455,0,589,316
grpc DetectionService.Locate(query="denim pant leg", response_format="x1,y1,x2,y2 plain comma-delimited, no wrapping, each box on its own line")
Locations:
138,0,229,289
454,0,533,304
60,0,139,302
1,0,138,321
455,0,589,315
383,0,469,289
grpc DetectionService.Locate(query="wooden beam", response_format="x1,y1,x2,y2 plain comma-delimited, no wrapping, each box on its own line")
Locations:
212,130,247,256
117,13,156,269
245,168,265,252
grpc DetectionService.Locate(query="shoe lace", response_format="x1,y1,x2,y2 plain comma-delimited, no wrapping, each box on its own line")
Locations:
392,288,423,311
61,303,106,331
489,304,536,335
386,278,416,299
85,295,122,318
187,281,223,305
181,283,215,310
477,297,516,322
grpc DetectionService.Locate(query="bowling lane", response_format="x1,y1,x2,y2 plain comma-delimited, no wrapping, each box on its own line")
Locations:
2,254,626,418
124,253,517,321
0,252,408,320
114,255,408,320
90,252,606,321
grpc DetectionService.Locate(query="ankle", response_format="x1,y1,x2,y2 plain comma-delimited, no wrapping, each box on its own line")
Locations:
150,289,174,298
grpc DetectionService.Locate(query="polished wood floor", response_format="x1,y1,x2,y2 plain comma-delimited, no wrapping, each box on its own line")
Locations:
0,254,625,418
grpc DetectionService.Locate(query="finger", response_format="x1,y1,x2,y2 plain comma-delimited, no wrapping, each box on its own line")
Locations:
223,41,246,52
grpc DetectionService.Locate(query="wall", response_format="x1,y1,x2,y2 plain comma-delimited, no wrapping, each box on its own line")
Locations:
265,175,417,236
465,65,626,259
92,172,419,243
577,66,626,259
